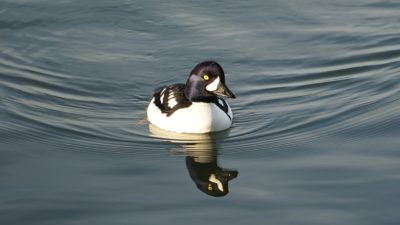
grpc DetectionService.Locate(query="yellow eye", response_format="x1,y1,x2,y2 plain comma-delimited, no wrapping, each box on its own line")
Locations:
207,184,213,191
203,74,209,81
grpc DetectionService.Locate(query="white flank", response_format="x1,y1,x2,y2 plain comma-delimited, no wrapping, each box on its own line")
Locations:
146,97,233,133
209,174,224,192
206,76,220,92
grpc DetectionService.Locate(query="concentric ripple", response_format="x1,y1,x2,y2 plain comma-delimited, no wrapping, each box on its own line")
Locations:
223,43,400,153
1,0,400,158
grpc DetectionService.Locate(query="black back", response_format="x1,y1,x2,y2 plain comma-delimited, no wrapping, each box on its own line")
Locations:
152,84,192,117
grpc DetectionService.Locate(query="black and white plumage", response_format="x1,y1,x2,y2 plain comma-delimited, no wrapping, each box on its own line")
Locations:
186,156,238,197
152,84,192,117
147,61,236,133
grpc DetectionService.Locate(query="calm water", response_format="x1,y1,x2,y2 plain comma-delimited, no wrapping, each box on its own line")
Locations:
1,0,400,224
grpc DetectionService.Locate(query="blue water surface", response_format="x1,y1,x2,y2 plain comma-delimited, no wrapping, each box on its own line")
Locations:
1,0,400,225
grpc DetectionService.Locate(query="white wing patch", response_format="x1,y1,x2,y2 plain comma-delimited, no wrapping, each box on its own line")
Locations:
160,88,166,95
160,88,166,104
209,174,224,192
167,91,178,108
206,76,220,92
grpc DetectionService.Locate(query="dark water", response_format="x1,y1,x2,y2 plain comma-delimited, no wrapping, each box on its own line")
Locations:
1,0,400,224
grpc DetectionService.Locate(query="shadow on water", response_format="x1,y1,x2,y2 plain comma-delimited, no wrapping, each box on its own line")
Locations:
148,124,238,197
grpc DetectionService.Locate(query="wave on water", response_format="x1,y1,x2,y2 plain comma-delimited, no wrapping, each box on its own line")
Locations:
1,0,400,157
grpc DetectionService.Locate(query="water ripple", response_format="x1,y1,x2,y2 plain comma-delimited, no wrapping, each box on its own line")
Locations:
1,0,400,158
225,42,400,153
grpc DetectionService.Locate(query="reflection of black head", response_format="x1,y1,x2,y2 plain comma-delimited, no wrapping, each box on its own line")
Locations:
186,156,238,197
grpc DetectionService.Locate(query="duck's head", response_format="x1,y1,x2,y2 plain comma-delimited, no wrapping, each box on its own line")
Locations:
186,156,238,197
184,61,236,102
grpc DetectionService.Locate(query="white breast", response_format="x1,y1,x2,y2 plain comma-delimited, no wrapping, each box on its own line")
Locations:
147,98,233,133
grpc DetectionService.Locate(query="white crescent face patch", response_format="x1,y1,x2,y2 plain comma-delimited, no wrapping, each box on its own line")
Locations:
209,174,224,192
206,76,220,92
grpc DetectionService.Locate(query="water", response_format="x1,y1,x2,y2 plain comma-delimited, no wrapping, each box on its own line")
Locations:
1,0,400,224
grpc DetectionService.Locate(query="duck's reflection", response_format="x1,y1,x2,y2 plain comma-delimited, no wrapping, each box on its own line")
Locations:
149,124,238,197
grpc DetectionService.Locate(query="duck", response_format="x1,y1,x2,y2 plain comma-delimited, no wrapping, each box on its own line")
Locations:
146,61,236,133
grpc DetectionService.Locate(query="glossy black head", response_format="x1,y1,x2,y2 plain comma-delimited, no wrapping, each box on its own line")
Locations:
184,61,236,102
